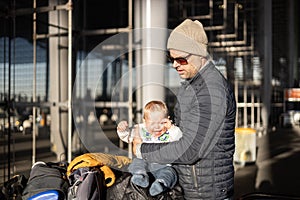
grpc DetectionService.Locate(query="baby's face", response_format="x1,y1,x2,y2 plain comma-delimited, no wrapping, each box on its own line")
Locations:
144,111,168,137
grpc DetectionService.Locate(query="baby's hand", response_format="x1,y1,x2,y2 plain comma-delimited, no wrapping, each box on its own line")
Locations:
117,121,128,132
162,118,172,130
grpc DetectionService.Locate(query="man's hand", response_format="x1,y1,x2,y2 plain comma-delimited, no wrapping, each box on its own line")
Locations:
132,125,142,156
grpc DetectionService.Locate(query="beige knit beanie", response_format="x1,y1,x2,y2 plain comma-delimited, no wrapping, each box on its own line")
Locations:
167,19,208,56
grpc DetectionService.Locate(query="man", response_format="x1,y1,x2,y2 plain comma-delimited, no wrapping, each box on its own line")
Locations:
133,19,236,200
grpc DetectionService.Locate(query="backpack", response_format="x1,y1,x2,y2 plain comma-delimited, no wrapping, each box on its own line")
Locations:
106,171,184,200
21,161,69,200
67,166,106,200
0,174,28,200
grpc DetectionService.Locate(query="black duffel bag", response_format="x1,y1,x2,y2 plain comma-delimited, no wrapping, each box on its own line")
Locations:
106,171,184,200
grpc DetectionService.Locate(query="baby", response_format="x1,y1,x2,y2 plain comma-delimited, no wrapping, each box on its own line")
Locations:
117,100,182,196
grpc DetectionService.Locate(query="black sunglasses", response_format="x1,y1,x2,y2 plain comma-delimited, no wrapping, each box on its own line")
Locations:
167,54,191,65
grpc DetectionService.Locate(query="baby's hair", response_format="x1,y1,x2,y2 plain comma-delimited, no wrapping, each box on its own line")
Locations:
143,100,168,120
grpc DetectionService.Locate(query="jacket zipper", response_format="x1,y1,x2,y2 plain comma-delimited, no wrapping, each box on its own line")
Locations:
192,165,198,188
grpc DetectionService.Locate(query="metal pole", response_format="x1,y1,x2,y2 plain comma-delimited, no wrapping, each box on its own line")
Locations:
134,0,143,124
141,0,167,106
32,0,37,165
3,28,7,181
128,0,133,158
8,17,12,180
288,0,297,86
67,0,72,163
251,88,255,128
262,0,272,132
243,83,247,127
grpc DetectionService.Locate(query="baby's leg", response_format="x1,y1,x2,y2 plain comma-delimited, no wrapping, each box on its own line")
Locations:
128,158,149,188
148,164,177,196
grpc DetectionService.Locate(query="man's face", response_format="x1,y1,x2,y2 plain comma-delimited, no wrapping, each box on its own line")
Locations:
169,49,203,79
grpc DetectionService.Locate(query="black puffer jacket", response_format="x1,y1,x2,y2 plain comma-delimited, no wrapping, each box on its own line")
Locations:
141,61,236,200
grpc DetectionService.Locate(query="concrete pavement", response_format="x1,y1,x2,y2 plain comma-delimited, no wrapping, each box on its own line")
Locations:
234,126,300,199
